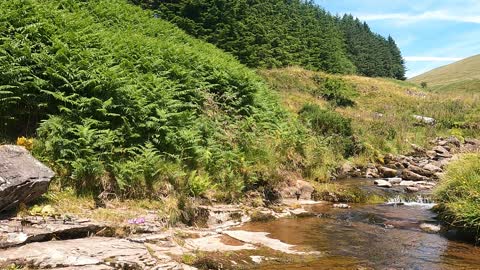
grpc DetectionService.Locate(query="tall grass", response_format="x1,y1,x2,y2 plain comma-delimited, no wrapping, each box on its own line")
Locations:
260,67,480,165
434,154,480,240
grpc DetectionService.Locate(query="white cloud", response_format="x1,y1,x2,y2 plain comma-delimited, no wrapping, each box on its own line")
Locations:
357,10,480,24
404,56,464,62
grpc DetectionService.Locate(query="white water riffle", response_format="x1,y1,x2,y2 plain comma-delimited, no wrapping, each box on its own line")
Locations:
385,195,437,208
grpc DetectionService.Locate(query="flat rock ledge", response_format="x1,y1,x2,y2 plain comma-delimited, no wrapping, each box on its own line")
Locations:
0,201,325,269
0,236,196,270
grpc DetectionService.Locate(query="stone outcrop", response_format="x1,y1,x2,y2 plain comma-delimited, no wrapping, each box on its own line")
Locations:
0,145,54,212
341,137,480,192
378,166,397,178
0,199,323,270
278,177,314,200
0,216,106,249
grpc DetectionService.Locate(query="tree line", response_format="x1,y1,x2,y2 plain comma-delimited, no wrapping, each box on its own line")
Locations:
133,0,406,80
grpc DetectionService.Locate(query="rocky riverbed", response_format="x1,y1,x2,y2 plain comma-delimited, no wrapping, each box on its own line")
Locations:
1,137,480,269
0,200,324,269
340,137,480,192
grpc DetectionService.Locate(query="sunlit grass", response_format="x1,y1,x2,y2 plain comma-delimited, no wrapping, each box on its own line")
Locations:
435,154,480,235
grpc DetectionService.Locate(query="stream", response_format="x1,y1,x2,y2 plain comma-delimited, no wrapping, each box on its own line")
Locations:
237,179,480,269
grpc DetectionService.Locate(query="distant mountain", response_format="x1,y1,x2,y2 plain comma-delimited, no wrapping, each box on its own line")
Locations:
410,54,480,92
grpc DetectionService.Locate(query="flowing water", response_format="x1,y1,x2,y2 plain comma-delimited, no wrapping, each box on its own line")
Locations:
236,179,480,269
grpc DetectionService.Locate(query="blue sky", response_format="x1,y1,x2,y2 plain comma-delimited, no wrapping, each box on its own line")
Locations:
316,0,480,78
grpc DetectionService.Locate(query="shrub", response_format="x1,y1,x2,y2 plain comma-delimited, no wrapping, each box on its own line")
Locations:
313,76,358,107
299,104,353,137
186,171,214,198
299,103,355,157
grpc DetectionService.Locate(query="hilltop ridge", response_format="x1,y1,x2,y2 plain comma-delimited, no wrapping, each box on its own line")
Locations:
410,54,480,92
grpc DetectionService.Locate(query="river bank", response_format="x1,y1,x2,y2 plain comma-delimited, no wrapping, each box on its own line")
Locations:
0,198,325,269
1,136,480,269
3,187,480,270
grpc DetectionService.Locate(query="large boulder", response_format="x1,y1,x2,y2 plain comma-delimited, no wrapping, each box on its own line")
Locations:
423,163,442,173
407,164,435,177
378,166,397,178
278,173,315,200
401,169,428,181
0,145,54,212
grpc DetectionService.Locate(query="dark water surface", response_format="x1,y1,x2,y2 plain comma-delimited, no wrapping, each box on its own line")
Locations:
238,180,480,269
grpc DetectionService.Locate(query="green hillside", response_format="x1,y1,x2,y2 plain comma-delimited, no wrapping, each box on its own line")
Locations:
1,0,478,211
260,67,480,156
135,0,406,79
0,0,299,199
410,54,480,92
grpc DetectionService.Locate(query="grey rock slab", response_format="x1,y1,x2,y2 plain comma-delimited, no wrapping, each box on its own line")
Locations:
185,234,256,252
406,186,419,193
374,179,392,188
386,177,402,184
0,217,106,248
401,169,428,181
223,230,318,255
420,223,441,233
0,145,55,212
413,115,436,125
432,146,452,157
333,203,351,209
399,181,416,187
408,165,435,177
423,163,442,173
0,236,193,269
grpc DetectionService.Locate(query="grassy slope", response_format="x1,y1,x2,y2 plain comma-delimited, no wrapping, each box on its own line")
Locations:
260,67,480,161
410,54,480,93
0,0,298,201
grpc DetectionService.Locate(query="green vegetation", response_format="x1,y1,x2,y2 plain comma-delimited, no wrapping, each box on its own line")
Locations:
434,154,480,240
410,54,480,93
137,0,406,79
299,104,355,157
1,0,478,218
338,15,406,79
259,67,480,164
0,0,302,201
312,76,358,107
